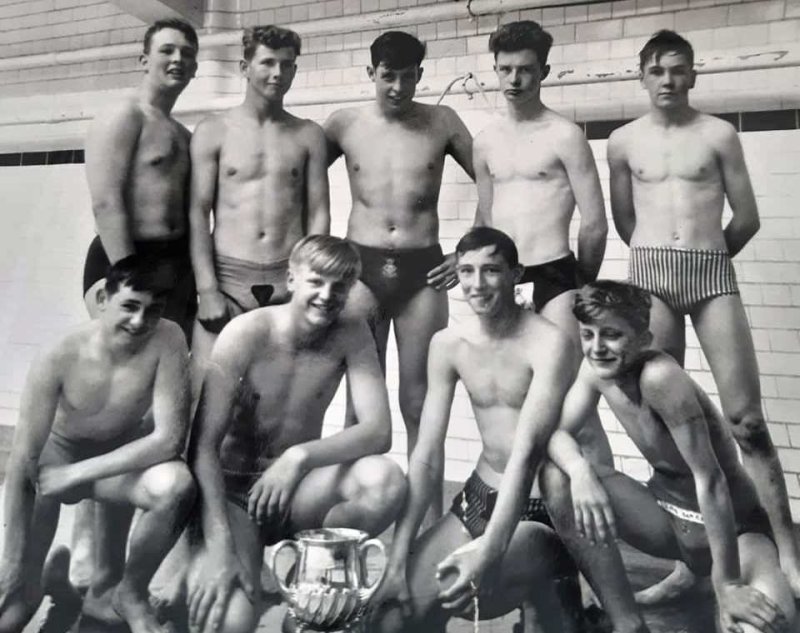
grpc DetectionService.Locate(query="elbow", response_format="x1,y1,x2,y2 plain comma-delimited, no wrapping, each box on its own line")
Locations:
369,425,393,455
747,216,761,238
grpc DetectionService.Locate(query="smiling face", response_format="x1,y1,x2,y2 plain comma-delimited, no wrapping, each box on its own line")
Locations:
241,44,297,101
368,62,422,113
640,50,695,111
98,284,166,346
288,263,353,328
578,310,652,380
494,49,548,106
456,245,519,316
140,27,198,89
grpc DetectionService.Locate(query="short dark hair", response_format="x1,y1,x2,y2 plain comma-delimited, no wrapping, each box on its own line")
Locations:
639,29,694,71
370,31,426,69
289,235,361,285
243,25,302,60
143,18,198,55
573,281,652,334
488,21,553,67
455,227,519,269
104,255,171,299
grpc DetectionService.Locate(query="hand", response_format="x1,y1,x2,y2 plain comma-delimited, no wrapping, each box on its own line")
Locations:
372,562,412,614
570,464,617,545
197,290,230,334
435,536,498,613
37,465,82,501
426,253,458,291
247,449,306,527
0,564,39,628
187,548,255,632
717,581,788,633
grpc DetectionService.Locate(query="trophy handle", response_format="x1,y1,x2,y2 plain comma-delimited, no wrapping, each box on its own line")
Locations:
357,538,388,603
267,539,300,598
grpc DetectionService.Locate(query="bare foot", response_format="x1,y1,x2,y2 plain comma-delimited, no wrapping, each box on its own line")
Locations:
82,585,124,624
112,584,166,633
634,561,700,605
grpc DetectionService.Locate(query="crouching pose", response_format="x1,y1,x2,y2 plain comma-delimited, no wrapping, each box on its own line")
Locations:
183,235,407,633
0,257,196,633
371,227,581,633
542,281,796,633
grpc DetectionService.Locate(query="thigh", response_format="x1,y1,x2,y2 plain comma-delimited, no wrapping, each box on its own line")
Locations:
648,294,686,365
599,471,683,561
394,286,448,385
287,463,349,531
91,460,189,509
691,294,761,417
539,290,581,352
738,532,795,621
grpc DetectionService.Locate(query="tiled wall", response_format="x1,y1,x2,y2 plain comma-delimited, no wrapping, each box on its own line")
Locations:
0,0,799,513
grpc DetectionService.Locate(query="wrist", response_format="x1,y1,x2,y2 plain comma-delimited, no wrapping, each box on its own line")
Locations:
197,286,220,296
283,445,310,475
567,458,593,481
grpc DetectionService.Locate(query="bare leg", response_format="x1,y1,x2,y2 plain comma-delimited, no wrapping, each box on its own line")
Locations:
190,319,220,406
540,462,653,633
394,286,449,524
92,461,196,633
736,533,796,633
692,294,800,597
647,294,686,366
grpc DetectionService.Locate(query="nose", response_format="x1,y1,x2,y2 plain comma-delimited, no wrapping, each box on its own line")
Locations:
590,336,605,355
317,282,332,301
129,309,145,328
509,69,521,86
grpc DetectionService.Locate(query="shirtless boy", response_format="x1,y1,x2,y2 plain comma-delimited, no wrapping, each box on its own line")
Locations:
542,280,795,633
183,235,406,633
608,29,800,598
372,227,580,633
0,257,196,633
324,32,474,495
189,25,330,378
83,19,199,338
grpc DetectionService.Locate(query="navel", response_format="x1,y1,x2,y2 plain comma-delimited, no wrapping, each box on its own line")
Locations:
291,168,299,178
353,164,360,172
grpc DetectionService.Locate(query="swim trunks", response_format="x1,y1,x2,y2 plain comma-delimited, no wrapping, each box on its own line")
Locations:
38,424,148,504
82,234,197,339
213,254,290,318
629,246,739,315
222,470,294,546
351,242,445,317
647,469,773,576
518,252,580,312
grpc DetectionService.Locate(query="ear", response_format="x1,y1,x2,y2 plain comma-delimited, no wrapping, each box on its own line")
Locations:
689,68,697,89
416,66,424,83
286,267,296,293
540,64,550,81
366,65,376,81
139,53,148,71
95,287,109,311
239,59,249,77
511,264,524,285
640,329,654,349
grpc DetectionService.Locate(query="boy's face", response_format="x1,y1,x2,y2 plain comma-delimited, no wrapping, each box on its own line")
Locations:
241,44,297,100
99,284,166,344
456,245,519,316
288,263,353,327
141,27,198,89
368,62,422,112
640,51,695,110
579,310,649,380
494,49,548,105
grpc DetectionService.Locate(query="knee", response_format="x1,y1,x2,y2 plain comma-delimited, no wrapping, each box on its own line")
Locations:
539,461,569,503
398,385,426,427
146,462,197,511
357,457,407,504
729,411,774,457
213,589,258,633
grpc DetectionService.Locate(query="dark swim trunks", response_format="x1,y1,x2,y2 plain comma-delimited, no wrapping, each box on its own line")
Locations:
648,469,774,576
518,252,580,312
82,234,197,339
351,242,445,318
222,470,294,547
38,425,148,504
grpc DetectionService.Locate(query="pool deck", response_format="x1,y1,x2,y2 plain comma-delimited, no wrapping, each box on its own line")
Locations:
1,481,765,633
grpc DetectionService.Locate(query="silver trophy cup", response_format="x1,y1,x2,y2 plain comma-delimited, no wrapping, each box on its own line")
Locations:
268,527,388,632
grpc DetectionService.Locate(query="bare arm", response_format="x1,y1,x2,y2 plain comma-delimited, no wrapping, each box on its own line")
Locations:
305,123,331,235
84,103,143,261
323,110,345,167
560,127,608,281
62,325,190,485
188,118,223,296
607,129,636,246
388,332,457,568
444,106,475,180
641,359,740,590
718,126,760,257
1,352,61,569
472,133,493,227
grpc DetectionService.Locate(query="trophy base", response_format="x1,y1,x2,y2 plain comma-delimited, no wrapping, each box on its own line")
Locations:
288,613,365,633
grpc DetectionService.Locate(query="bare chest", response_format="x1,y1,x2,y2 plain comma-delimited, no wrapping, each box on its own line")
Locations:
486,134,564,182
457,346,531,410
343,123,447,177
628,135,719,184
137,121,188,174
220,130,307,183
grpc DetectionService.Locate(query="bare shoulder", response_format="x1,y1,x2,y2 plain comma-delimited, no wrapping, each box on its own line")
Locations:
474,117,505,149
524,312,572,364
546,109,586,139
296,116,327,145
324,106,360,136
429,103,467,131
150,319,189,357
213,308,274,363
193,111,229,143
638,351,690,400
696,112,739,147
607,119,638,153
89,98,144,136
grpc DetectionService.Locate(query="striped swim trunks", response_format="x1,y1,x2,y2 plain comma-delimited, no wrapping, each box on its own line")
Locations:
629,246,739,315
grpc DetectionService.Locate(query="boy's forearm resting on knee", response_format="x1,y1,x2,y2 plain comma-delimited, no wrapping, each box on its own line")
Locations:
1,458,37,568
389,456,441,567
697,473,742,589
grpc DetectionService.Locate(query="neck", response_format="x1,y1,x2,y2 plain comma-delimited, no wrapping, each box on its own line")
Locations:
650,103,694,126
243,93,286,121
140,79,181,115
288,310,329,348
507,97,545,121
376,101,415,121
97,326,141,360
478,302,523,338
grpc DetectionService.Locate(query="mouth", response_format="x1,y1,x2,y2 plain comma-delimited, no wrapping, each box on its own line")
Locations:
167,69,186,79
504,89,522,96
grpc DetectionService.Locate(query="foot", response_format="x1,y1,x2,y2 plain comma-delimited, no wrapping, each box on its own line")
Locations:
634,561,699,605
38,547,84,633
112,583,166,633
82,585,125,624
